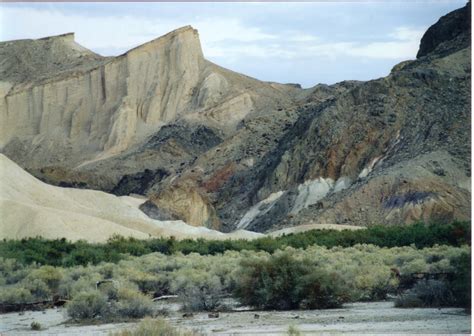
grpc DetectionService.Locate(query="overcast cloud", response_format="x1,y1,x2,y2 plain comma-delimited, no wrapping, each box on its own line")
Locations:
0,1,466,87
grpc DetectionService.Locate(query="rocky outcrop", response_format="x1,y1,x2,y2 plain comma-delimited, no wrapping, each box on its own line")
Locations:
150,181,220,229
417,1,470,58
152,3,470,231
231,3,471,231
287,151,470,229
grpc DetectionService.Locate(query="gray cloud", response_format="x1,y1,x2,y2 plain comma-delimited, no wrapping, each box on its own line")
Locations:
0,2,466,87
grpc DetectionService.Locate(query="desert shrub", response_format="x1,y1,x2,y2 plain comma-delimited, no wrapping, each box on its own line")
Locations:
395,279,454,308
400,258,429,275
343,258,397,301
127,269,169,294
147,237,176,255
0,221,469,267
66,265,91,281
106,235,151,256
26,266,63,293
22,278,51,300
287,325,301,336
449,251,471,309
235,252,301,309
110,317,198,336
208,252,242,293
177,239,211,255
115,287,154,318
299,271,348,309
62,244,108,267
0,287,33,304
98,281,119,301
235,251,345,310
0,258,30,285
413,279,454,306
59,272,102,299
30,321,41,331
0,238,71,266
0,241,469,314
97,263,116,279
428,258,451,273
171,268,223,311
66,290,109,320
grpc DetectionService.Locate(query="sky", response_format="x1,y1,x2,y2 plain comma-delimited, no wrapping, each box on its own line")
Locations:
0,1,467,88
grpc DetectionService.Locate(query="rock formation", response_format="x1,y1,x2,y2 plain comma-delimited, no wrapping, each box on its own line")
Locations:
0,3,470,234
0,26,295,170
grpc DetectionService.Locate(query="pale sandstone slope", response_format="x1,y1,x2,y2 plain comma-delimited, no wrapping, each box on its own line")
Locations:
1,27,204,166
0,154,263,242
1,26,298,170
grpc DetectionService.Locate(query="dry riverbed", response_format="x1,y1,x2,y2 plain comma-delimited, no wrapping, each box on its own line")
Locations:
0,301,470,335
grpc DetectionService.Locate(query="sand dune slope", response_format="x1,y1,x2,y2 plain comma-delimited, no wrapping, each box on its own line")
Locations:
0,154,263,242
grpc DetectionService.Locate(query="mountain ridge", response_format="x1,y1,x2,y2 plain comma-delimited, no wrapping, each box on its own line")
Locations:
0,3,470,235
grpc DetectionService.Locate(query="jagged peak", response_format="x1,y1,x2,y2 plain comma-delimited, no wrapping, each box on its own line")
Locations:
1,26,200,54
416,2,470,58
119,25,202,57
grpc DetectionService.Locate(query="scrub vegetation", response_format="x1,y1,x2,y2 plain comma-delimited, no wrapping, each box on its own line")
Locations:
0,238,470,320
0,221,469,267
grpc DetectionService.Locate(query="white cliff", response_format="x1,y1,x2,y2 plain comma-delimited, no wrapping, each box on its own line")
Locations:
0,27,293,170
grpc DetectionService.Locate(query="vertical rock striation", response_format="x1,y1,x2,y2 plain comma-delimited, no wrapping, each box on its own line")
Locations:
1,27,206,167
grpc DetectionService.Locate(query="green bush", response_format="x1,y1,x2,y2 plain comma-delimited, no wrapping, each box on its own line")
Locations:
66,286,154,321
59,272,102,299
299,271,348,309
26,266,63,293
395,249,470,309
395,279,453,308
414,280,454,307
0,287,33,304
22,278,51,300
1,242,469,314
237,252,307,310
449,251,471,310
66,290,109,320
98,281,119,301
0,258,28,285
0,221,469,267
171,269,223,311
234,251,345,310
127,269,169,294
115,287,154,318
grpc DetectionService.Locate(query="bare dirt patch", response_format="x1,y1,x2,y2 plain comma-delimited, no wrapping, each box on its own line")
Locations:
0,301,469,335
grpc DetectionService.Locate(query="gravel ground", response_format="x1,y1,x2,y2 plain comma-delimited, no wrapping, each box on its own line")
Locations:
0,301,470,335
